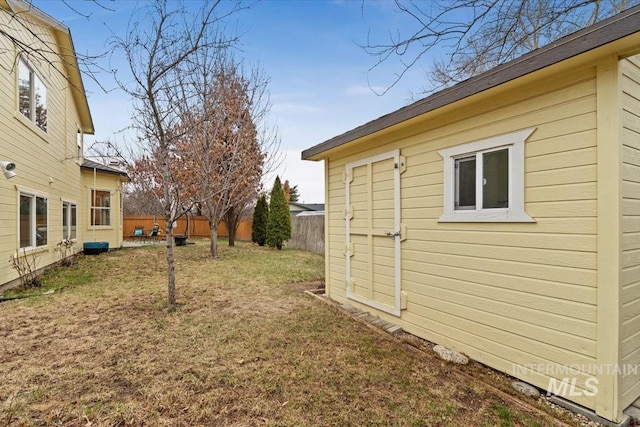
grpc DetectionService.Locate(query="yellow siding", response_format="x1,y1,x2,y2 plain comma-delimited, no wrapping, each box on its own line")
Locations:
620,54,640,409
325,65,600,409
0,12,78,286
80,171,125,249
0,10,120,289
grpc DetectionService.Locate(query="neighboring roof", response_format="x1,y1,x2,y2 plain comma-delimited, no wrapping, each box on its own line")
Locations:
81,159,129,180
296,211,325,217
289,202,325,211
302,4,640,160
2,0,94,134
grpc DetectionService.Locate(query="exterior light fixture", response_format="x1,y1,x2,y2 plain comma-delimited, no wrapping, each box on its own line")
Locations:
1,161,17,179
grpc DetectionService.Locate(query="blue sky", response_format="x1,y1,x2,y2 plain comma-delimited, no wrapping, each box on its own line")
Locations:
34,0,428,203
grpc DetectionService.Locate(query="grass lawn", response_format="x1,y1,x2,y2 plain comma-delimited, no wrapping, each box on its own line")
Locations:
0,241,578,426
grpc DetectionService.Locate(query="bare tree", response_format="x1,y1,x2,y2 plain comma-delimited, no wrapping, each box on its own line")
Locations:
111,0,244,310
223,195,256,247
123,155,165,216
0,1,112,91
363,0,636,94
174,51,273,258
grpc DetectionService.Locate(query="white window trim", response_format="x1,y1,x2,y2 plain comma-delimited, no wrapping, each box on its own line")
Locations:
17,56,47,134
438,128,536,223
62,200,78,240
17,189,49,250
90,188,112,228
76,128,83,163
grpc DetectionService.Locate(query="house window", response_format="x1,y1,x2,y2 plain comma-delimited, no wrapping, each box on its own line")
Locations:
62,202,77,239
438,128,536,222
77,130,83,160
19,192,48,248
18,58,47,132
91,189,111,226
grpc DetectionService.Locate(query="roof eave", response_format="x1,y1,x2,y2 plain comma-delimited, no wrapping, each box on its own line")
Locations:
302,4,640,161
5,0,95,135
81,163,129,181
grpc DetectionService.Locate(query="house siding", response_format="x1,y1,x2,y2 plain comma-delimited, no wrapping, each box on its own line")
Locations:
0,12,76,285
620,54,640,409
0,9,107,289
326,65,599,409
81,171,124,249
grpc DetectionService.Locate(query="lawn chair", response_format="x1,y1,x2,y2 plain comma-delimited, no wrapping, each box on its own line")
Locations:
149,224,160,241
132,225,145,241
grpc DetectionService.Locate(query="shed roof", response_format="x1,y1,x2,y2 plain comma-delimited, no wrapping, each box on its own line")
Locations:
302,4,640,160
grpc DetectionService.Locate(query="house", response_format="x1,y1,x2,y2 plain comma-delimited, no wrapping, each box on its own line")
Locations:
303,6,640,425
288,202,324,217
80,159,129,248
0,1,127,291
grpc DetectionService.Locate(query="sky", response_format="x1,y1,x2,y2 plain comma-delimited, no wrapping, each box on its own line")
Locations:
33,0,429,203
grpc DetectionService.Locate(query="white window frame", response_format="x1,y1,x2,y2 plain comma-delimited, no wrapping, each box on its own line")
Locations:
90,188,112,227
77,128,83,161
18,190,49,249
62,201,77,240
438,128,536,223
17,57,47,133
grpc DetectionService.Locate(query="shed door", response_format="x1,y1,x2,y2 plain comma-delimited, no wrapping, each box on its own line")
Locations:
345,150,404,316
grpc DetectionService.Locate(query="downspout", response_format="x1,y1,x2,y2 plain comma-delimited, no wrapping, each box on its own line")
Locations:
92,166,96,242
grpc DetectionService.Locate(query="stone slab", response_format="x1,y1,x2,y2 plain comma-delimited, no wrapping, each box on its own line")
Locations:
511,381,540,398
385,325,403,335
433,345,469,365
623,406,640,424
549,396,631,427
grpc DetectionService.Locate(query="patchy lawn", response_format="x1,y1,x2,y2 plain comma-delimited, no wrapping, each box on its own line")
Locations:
1,241,578,426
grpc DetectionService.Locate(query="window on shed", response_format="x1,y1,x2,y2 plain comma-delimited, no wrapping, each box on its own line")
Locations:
454,156,476,209
439,128,535,223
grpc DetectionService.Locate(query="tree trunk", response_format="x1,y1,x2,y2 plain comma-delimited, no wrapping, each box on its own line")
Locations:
162,155,177,311
209,221,219,258
228,217,237,247
224,207,238,247
165,217,176,310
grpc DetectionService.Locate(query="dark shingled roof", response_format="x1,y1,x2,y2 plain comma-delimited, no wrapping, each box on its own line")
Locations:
81,159,129,180
290,202,324,211
302,4,640,160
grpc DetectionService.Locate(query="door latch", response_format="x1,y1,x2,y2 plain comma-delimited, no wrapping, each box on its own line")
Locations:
385,231,401,238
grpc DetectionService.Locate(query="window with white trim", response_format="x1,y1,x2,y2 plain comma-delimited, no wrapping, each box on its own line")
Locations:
18,58,47,132
91,189,111,226
62,202,77,239
77,129,83,160
438,128,536,222
19,192,48,248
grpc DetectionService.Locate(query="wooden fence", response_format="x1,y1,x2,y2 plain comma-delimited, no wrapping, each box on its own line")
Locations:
124,214,325,256
287,214,324,255
123,215,252,241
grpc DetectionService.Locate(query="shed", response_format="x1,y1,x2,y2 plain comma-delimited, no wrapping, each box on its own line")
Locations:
302,6,640,424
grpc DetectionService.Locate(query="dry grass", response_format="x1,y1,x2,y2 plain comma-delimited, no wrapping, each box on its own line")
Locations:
0,240,578,426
